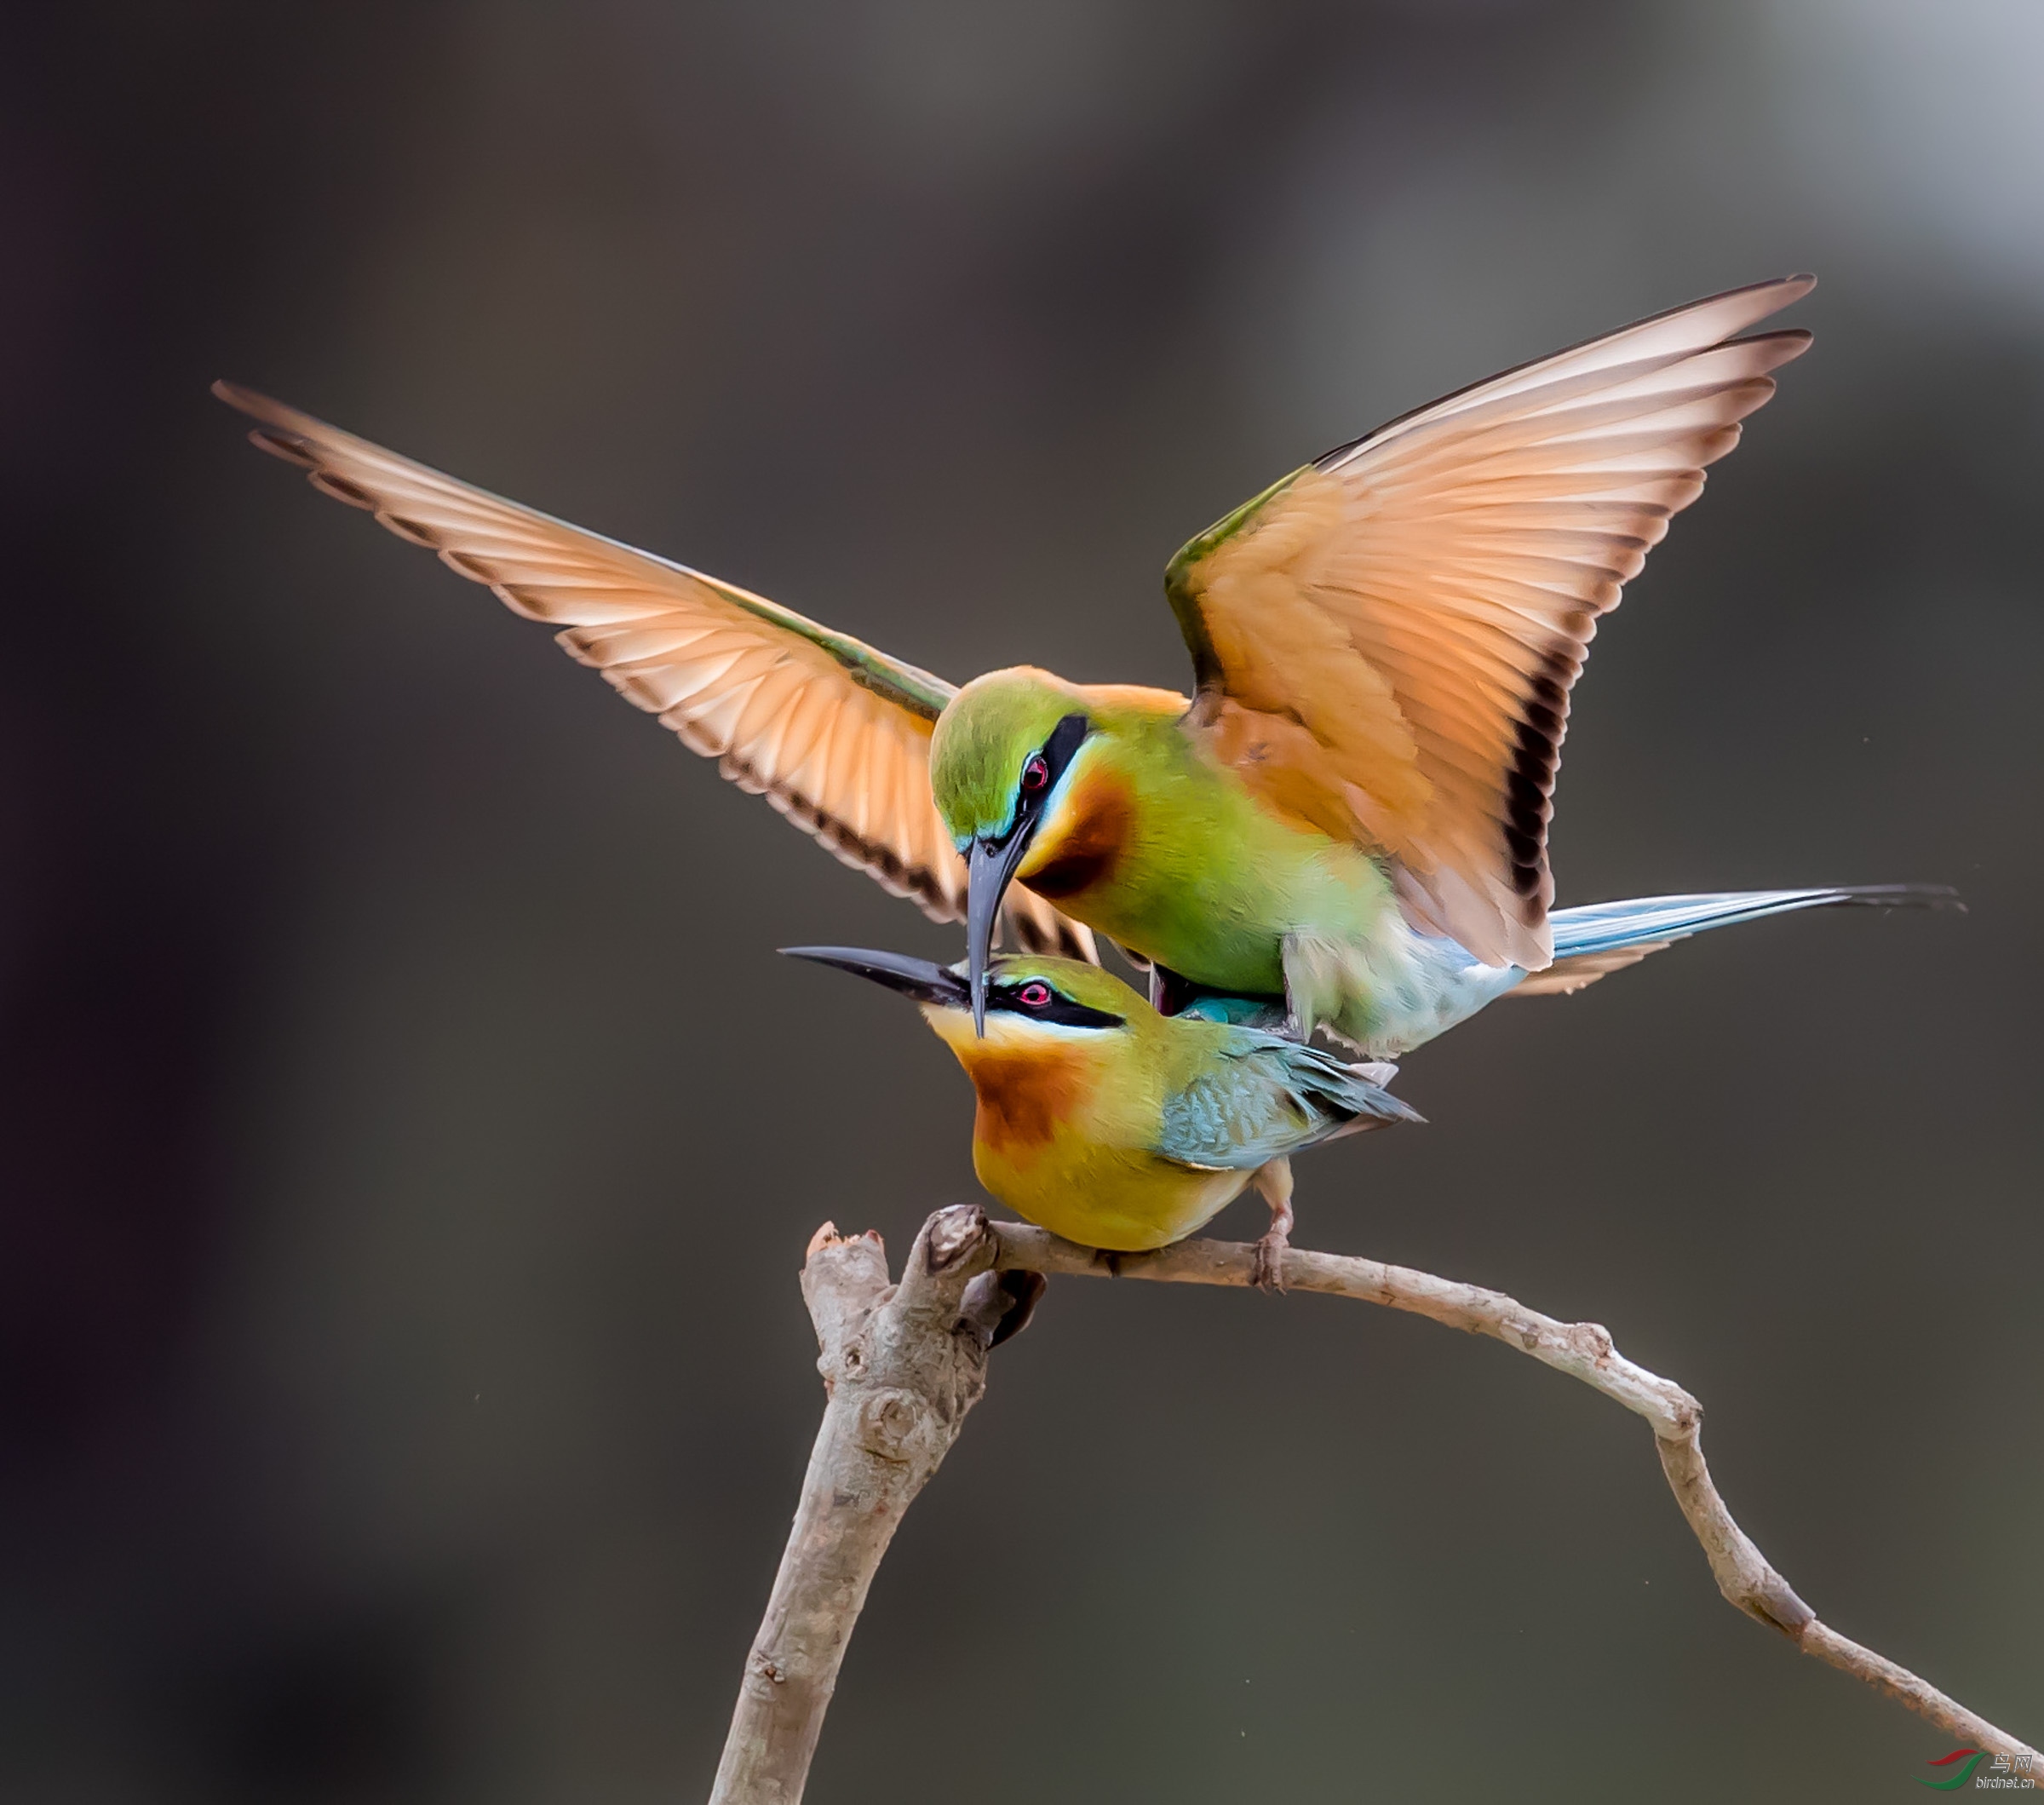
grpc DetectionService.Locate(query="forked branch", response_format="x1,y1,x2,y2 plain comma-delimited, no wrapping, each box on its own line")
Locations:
709,1210,2036,1802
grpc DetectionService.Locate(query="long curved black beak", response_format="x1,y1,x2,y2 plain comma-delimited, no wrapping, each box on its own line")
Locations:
781,946,972,1010
967,830,1035,1037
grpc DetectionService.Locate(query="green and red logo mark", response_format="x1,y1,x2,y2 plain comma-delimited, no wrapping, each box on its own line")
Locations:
1916,1748,1984,1790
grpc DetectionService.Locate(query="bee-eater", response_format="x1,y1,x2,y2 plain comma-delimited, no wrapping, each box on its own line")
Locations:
215,273,1947,1054
784,946,1419,1279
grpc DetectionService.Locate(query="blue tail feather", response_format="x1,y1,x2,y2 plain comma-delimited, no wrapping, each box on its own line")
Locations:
1549,884,1959,960
1378,882,1957,1054
1169,884,1957,1058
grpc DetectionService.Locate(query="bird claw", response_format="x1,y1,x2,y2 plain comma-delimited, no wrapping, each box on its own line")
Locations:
1249,1157,1295,1292
1251,1227,1289,1293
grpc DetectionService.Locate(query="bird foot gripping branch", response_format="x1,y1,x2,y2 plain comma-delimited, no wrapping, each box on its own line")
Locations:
1249,1157,1297,1291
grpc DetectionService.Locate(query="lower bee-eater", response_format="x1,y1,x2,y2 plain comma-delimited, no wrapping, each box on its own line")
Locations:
217,274,1949,1055
783,946,1420,1282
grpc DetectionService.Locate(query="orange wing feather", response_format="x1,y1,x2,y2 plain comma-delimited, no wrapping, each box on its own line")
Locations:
1170,276,1815,969
215,384,1094,961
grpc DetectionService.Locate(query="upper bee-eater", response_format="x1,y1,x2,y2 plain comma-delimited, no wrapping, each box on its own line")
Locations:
216,273,1950,1054
784,946,1419,1280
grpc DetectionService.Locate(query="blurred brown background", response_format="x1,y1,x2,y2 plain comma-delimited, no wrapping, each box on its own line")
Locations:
3,3,2039,1800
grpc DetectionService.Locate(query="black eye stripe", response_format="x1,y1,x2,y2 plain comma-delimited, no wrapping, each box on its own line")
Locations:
986,981,1125,1031
1015,712,1091,817
1042,712,1090,781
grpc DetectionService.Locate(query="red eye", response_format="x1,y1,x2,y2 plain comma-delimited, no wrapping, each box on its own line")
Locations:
1017,981,1053,1009
1019,754,1049,794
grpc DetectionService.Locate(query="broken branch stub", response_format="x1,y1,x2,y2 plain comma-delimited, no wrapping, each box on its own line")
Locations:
708,1205,1001,1805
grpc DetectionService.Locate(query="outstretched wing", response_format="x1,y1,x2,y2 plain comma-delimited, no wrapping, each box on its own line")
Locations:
215,385,1094,960
1167,276,1814,969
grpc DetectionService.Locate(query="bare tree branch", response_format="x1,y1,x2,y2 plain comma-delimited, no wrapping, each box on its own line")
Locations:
710,1212,2035,1802
991,1224,2040,1769
709,1205,1008,1805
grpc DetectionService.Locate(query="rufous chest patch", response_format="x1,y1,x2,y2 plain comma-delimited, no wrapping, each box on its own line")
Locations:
1021,767,1134,900
962,1044,1094,1157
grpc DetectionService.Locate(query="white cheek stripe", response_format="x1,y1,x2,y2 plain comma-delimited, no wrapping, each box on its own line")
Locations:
925,1004,1120,1045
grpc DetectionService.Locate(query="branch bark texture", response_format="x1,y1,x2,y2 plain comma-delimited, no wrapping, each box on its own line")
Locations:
709,1205,1008,1805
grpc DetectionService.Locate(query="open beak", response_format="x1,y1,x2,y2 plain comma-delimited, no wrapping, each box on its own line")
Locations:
967,830,1035,1036
781,946,972,1011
